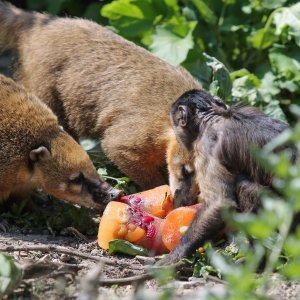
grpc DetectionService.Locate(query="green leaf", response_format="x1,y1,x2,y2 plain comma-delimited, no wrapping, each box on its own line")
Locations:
273,3,300,46
80,139,98,151
269,46,300,79
261,0,288,10
0,254,21,298
203,53,232,100
231,71,262,105
97,167,108,176
280,258,300,280
108,239,149,256
232,213,277,240
150,22,196,65
263,100,286,121
191,0,217,24
45,0,67,14
83,3,104,21
259,72,280,101
247,28,278,50
101,0,156,37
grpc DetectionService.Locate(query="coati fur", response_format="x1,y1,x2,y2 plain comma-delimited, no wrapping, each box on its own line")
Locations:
0,1,202,196
158,89,294,264
0,74,121,208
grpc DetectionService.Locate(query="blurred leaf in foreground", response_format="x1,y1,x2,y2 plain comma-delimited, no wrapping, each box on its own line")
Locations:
0,254,21,299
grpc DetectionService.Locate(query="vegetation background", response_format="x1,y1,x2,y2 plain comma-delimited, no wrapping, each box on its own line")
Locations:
1,0,300,299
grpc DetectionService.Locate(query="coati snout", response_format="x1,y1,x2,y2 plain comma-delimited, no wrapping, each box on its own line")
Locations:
28,131,123,208
0,74,122,208
167,135,199,208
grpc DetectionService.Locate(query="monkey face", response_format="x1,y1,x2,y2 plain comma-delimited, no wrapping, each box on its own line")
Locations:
169,90,226,206
170,89,226,150
29,132,123,208
167,134,199,207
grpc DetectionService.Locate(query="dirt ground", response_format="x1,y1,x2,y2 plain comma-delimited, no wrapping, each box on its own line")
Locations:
1,212,300,300
0,227,221,299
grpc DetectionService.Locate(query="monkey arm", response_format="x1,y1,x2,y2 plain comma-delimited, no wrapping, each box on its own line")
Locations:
157,157,238,265
157,200,231,265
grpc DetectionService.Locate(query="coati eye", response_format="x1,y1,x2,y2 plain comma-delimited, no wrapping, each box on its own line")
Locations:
181,165,194,178
69,172,84,185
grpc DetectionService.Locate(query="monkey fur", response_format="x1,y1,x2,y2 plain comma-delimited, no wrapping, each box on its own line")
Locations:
0,1,202,195
0,74,121,208
158,89,294,264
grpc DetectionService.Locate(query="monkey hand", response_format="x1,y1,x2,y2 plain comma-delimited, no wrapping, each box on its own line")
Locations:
155,246,187,266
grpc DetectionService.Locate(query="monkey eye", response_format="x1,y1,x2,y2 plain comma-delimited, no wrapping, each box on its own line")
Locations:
69,172,84,185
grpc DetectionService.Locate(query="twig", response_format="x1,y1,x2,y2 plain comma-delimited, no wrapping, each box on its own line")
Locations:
0,245,131,267
65,227,91,242
99,273,151,286
98,260,226,286
98,262,183,286
205,275,226,285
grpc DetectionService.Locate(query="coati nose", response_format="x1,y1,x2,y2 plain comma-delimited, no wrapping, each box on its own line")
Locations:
109,188,124,200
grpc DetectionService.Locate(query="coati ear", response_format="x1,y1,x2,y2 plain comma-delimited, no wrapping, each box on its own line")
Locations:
174,105,188,127
29,146,50,162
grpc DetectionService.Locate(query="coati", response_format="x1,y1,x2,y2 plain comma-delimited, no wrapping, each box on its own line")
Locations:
0,74,122,208
0,1,202,200
158,89,293,264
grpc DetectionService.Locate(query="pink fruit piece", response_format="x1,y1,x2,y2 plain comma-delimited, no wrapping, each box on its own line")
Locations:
146,224,156,239
143,216,154,223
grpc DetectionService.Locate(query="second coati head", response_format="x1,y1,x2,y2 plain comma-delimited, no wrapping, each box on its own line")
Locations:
0,74,122,208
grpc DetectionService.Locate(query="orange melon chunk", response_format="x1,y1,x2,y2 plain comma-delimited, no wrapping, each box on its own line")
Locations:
98,201,167,254
120,185,173,218
161,204,202,251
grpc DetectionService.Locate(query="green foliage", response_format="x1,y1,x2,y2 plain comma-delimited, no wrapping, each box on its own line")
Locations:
102,0,300,121
0,254,21,299
81,139,138,193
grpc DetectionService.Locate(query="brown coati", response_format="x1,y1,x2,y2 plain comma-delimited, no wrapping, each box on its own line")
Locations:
0,1,203,200
158,89,295,265
0,74,122,208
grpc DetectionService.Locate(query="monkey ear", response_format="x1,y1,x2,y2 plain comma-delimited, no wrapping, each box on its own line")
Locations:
176,105,188,127
29,146,50,162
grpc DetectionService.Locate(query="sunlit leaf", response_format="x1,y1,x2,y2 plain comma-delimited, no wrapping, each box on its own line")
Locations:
273,3,300,46
150,22,196,65
203,53,232,100
191,0,217,24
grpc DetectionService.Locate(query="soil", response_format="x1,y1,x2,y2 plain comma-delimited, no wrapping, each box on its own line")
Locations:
1,206,299,300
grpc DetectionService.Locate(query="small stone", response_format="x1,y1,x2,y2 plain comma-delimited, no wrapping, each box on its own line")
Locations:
90,249,99,256
60,254,71,262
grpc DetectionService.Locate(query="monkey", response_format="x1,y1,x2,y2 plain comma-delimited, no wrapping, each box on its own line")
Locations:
0,1,203,202
157,89,293,265
0,74,122,208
